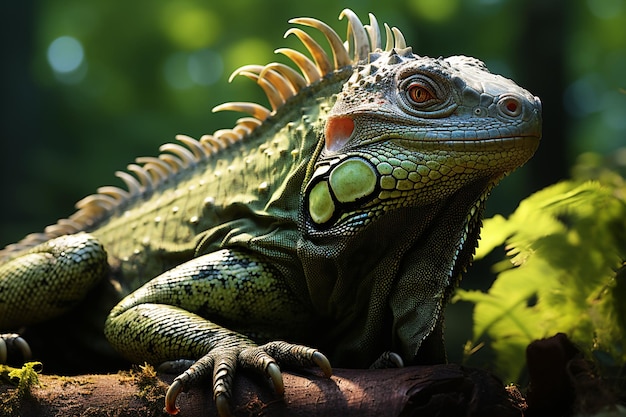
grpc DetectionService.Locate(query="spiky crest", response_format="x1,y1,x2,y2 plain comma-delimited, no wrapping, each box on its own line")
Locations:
0,9,409,259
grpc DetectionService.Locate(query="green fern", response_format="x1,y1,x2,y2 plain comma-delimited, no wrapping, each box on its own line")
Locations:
455,153,626,383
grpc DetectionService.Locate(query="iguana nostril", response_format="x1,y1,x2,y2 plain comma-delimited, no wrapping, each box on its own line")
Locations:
535,96,543,113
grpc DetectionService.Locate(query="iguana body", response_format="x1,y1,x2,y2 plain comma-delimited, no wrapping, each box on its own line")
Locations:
0,9,541,415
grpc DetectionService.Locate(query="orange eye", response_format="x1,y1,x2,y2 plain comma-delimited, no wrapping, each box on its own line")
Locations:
407,83,435,104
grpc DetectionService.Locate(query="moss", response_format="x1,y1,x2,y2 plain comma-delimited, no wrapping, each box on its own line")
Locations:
131,363,168,416
0,362,43,417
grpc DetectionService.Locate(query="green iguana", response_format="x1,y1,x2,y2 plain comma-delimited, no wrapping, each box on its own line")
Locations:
0,9,541,416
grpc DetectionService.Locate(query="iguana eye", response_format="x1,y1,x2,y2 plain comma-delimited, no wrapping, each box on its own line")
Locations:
397,71,455,117
407,83,435,105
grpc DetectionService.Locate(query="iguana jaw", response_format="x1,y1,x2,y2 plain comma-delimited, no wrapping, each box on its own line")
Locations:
390,135,541,156
303,131,539,234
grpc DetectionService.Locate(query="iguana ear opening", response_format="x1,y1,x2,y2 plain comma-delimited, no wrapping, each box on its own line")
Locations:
324,116,355,152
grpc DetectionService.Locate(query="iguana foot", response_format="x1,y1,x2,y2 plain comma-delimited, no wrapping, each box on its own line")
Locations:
0,333,32,364
164,341,331,416
370,351,404,369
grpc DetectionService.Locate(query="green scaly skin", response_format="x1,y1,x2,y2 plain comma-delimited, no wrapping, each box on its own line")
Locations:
0,9,541,416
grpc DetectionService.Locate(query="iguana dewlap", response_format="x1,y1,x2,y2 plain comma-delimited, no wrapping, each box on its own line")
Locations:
0,9,541,416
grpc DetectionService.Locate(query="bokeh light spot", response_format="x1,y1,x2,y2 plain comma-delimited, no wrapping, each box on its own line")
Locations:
587,0,623,19
47,36,84,74
225,39,273,74
407,0,459,22
188,49,223,86
161,4,220,50
163,49,224,89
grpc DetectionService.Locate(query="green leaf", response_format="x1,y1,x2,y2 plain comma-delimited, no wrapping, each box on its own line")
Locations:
459,160,626,382
474,215,510,260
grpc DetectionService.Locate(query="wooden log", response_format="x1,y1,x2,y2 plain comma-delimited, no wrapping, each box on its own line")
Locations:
0,364,524,417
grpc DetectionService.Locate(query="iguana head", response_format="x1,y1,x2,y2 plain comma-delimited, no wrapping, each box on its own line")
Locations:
304,48,541,234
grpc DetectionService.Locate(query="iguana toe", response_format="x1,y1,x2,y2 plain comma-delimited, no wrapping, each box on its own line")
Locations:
158,359,195,374
164,351,217,415
238,341,331,389
254,341,332,377
0,336,5,364
370,351,404,369
0,333,32,364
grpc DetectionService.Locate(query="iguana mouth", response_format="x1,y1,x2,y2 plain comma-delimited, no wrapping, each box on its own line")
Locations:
356,134,541,152
393,135,541,147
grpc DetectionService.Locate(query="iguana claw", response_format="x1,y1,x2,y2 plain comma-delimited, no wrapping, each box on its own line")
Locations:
266,362,284,395
0,333,32,364
166,381,234,417
215,394,231,417
164,379,183,415
311,351,333,377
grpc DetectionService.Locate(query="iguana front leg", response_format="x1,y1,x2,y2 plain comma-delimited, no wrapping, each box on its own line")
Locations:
0,233,107,363
104,249,332,416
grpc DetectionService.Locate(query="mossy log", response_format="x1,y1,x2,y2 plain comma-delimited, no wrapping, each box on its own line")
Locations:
0,364,524,417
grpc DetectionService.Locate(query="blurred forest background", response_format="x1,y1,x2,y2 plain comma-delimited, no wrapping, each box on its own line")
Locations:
0,0,624,365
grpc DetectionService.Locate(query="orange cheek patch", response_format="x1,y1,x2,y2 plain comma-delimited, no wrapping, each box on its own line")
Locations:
325,117,355,152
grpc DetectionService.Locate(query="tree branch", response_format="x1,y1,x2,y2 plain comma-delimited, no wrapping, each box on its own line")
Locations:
0,364,524,417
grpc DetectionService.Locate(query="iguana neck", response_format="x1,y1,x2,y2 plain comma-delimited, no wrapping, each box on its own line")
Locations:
297,176,491,366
